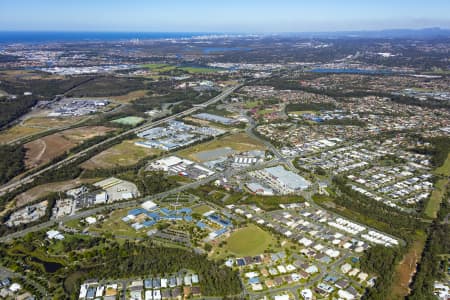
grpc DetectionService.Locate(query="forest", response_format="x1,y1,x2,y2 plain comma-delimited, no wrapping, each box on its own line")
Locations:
360,245,404,300
0,144,26,184
0,236,242,298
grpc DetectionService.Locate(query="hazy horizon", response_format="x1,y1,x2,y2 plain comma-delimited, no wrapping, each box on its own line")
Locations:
1,0,449,32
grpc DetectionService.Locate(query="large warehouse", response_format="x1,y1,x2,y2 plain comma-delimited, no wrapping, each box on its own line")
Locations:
263,166,311,194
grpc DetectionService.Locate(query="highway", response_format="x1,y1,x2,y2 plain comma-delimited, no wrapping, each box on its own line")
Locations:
0,84,242,196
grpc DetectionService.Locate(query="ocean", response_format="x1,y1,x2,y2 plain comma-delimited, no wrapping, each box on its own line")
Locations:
0,31,210,44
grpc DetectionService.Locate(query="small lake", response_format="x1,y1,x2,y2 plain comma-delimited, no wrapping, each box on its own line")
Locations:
30,257,64,273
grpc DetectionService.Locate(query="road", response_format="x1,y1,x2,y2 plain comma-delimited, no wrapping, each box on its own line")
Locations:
0,266,49,299
0,84,242,196
244,114,298,172
0,157,281,242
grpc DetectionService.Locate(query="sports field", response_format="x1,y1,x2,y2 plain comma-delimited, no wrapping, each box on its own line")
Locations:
225,224,274,256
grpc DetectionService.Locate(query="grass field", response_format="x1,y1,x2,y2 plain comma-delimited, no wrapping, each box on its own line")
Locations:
0,126,43,143
177,132,265,162
23,116,86,128
224,224,275,256
243,100,262,109
0,116,88,144
192,204,213,215
81,139,161,169
425,153,450,218
435,153,450,176
425,178,448,219
88,208,146,238
111,116,145,126
179,67,220,74
110,89,149,103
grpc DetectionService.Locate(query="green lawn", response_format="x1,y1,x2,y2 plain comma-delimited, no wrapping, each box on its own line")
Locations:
225,224,274,256
88,208,147,238
425,179,448,219
243,100,261,109
435,153,450,176
179,67,220,74
192,204,213,215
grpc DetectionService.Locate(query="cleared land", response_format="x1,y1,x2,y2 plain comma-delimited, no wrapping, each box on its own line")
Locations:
0,116,87,144
225,224,274,256
24,126,114,169
390,232,427,299
110,90,149,103
22,116,86,129
81,139,161,169
111,116,145,126
0,126,43,144
0,178,99,216
177,132,265,162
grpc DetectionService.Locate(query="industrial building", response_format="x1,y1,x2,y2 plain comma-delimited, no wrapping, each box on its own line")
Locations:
192,113,237,125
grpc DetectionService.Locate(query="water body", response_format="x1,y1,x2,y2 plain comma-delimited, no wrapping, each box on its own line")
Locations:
0,31,210,44
310,68,394,75
30,257,64,273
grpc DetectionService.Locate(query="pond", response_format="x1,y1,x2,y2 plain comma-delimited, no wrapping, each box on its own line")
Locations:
30,256,64,273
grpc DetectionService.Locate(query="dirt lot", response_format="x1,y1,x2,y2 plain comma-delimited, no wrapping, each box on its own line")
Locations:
24,126,115,168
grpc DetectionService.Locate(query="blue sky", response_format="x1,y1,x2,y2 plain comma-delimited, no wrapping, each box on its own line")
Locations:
1,0,449,32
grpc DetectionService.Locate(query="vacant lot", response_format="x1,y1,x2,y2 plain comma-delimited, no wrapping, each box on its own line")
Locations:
177,132,265,162
0,116,87,144
110,89,149,103
0,126,43,144
111,116,145,126
82,139,161,169
225,224,274,256
23,116,86,129
390,232,426,299
425,178,448,219
24,126,114,168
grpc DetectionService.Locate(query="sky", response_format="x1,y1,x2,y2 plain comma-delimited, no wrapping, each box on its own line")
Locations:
1,0,449,32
